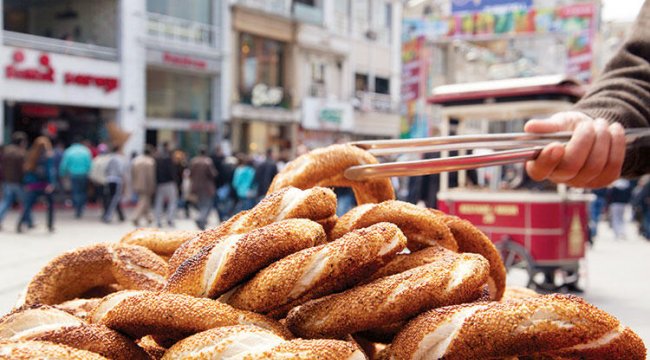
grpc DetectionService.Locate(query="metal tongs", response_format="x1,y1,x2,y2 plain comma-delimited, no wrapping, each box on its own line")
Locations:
344,129,650,181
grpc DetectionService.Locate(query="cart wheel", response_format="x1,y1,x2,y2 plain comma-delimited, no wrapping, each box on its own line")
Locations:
496,240,551,291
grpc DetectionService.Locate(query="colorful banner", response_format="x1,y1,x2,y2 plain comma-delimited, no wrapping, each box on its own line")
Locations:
452,0,532,14
400,36,426,138
403,2,598,82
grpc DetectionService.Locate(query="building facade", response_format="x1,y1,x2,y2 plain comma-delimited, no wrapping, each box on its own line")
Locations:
229,0,403,156
1,0,228,156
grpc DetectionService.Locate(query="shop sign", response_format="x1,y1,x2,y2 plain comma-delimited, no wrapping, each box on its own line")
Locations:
64,73,119,93
5,50,54,83
188,122,216,132
163,52,207,70
452,0,532,14
251,84,284,107
302,97,353,131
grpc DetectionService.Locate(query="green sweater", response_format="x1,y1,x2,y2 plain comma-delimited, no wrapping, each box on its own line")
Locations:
573,0,650,177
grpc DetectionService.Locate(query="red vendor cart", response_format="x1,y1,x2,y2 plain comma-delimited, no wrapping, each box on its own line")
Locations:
429,75,594,292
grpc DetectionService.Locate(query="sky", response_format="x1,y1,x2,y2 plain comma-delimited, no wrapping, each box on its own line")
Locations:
601,0,645,21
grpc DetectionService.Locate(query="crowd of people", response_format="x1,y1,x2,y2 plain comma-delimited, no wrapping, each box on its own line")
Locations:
0,131,285,232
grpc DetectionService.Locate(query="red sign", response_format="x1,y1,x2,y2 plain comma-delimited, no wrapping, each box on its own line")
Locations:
189,122,216,132
5,50,54,82
64,73,119,93
163,52,207,70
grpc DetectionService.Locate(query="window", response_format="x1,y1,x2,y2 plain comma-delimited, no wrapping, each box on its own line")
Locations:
146,70,211,121
147,0,211,24
238,33,287,107
375,77,390,94
355,73,369,92
294,0,316,6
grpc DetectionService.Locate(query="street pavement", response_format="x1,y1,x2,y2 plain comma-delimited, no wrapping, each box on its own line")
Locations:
0,206,648,349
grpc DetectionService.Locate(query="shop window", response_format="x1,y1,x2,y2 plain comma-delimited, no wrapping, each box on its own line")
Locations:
239,33,287,108
146,69,212,121
375,77,390,95
147,0,211,24
355,73,369,92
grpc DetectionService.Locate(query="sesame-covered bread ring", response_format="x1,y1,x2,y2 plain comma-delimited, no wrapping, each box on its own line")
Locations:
89,291,291,341
21,243,167,306
165,219,326,298
168,186,336,272
0,306,148,360
501,286,541,302
367,244,457,282
332,201,457,251
225,223,407,318
285,252,490,339
267,144,395,205
439,214,507,300
54,298,102,320
162,325,365,360
389,294,646,360
120,228,201,257
0,340,109,360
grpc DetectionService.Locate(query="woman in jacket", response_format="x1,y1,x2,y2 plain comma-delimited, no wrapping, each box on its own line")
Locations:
18,136,56,233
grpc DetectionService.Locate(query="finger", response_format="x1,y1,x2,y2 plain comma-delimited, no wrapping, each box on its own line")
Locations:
547,121,596,183
525,143,565,181
524,118,566,134
566,119,611,187
584,123,626,188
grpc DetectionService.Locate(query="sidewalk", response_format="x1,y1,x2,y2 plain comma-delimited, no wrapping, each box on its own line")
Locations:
0,208,648,348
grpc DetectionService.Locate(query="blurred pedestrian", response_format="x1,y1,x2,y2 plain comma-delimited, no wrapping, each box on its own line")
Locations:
154,142,178,228
89,143,110,210
608,179,633,240
211,146,234,222
130,145,156,227
102,145,127,223
0,132,29,231
173,149,190,219
17,136,56,233
254,149,278,201
232,154,256,213
589,188,608,240
189,147,217,230
59,137,92,218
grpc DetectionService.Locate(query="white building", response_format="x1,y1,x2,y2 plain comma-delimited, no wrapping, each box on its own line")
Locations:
1,0,229,156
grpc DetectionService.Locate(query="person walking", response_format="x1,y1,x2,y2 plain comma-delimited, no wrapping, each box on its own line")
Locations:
254,149,278,202
89,144,111,212
59,138,92,218
608,179,633,240
232,154,256,213
0,132,29,231
17,136,56,233
102,145,127,223
189,147,218,230
154,142,178,228
130,145,157,227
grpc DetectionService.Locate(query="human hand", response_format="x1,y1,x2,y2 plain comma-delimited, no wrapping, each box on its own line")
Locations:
524,111,626,188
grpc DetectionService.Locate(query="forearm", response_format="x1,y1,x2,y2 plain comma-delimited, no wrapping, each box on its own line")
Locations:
573,0,650,177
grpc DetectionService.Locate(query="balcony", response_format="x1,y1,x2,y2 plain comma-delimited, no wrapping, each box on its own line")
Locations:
354,91,397,113
3,31,118,61
293,3,323,25
145,12,219,50
233,0,292,18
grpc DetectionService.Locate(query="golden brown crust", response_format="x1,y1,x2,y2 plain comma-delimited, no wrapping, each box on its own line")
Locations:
165,219,325,298
502,286,542,302
285,252,490,339
162,325,364,360
367,244,455,282
89,291,291,341
0,340,109,359
137,336,167,360
332,201,458,251
120,228,201,256
533,326,646,360
0,306,148,360
226,223,407,318
168,186,337,272
22,243,167,306
267,144,395,205
440,214,507,300
389,294,631,360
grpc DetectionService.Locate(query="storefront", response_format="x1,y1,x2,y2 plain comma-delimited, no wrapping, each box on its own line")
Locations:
231,5,298,155
300,97,353,149
1,46,120,144
145,48,220,155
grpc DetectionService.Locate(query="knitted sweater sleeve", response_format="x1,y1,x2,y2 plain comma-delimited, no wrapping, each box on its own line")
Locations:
572,0,650,177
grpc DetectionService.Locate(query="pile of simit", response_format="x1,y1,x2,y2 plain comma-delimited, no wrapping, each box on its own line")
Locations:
0,145,645,359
